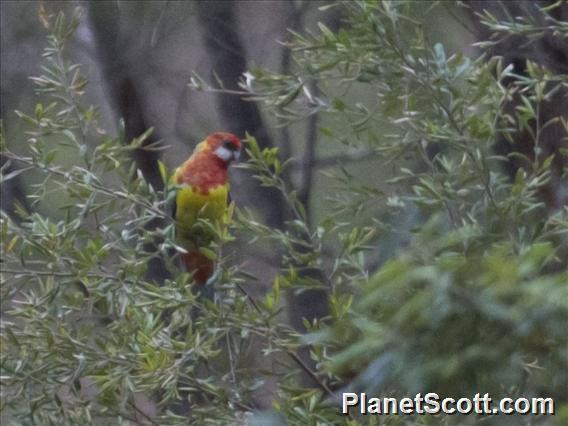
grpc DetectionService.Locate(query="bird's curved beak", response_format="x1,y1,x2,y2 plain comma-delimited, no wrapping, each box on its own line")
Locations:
233,149,241,162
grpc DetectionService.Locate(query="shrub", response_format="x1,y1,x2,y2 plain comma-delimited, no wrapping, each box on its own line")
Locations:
2,2,566,425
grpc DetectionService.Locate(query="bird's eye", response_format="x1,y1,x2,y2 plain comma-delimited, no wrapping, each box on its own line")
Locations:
223,140,234,150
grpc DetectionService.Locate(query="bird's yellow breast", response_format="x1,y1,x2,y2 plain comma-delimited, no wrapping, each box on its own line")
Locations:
174,183,229,249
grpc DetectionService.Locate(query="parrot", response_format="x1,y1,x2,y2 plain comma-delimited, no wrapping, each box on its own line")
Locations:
171,132,241,288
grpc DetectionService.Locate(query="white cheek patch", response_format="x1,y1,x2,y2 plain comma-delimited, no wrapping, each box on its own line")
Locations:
214,146,233,161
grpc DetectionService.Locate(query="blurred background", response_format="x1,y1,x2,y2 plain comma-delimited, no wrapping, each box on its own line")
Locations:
2,0,565,321
1,0,567,417
0,0,475,315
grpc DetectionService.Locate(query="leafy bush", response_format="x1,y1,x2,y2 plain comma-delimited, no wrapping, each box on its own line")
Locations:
1,2,567,425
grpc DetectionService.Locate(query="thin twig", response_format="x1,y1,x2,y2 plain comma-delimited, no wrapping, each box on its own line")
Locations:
299,84,320,218
2,152,169,220
291,149,381,169
127,400,159,426
226,332,237,385
277,1,311,163
235,283,337,401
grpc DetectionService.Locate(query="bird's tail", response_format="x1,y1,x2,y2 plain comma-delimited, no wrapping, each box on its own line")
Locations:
181,250,214,286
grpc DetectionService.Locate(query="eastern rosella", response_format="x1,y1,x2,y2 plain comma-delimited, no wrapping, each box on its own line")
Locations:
171,132,241,286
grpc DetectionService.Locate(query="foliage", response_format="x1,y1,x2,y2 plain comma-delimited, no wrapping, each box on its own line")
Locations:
1,1,567,425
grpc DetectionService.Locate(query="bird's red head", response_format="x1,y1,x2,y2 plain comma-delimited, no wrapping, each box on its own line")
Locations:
203,132,242,164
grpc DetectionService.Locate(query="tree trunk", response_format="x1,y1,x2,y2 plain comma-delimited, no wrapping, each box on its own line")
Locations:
88,2,169,283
